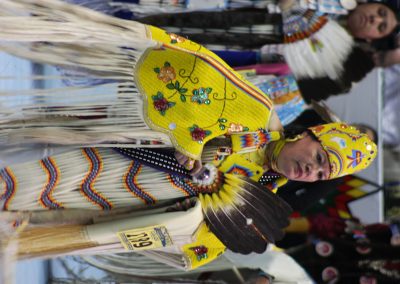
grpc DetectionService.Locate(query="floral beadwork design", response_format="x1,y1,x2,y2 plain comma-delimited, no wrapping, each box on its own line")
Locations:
190,245,208,261
152,91,176,115
227,123,249,134
155,62,176,83
166,81,188,102
191,87,212,105
152,47,238,142
154,62,188,103
189,124,211,143
167,32,186,44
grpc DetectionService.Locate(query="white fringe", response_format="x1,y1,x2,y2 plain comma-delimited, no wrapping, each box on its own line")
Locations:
0,0,173,150
4,148,184,211
284,20,354,80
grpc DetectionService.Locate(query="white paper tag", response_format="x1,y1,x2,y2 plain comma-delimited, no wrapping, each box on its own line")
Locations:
186,0,226,10
117,225,173,251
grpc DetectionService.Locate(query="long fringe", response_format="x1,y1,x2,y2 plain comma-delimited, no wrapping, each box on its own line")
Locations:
17,225,95,259
9,198,204,260
0,0,171,150
0,213,30,282
3,148,188,211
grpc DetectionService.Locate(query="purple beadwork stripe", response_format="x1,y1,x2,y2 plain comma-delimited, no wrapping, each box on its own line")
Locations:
81,148,112,210
39,157,63,209
124,160,156,205
0,168,16,210
167,174,197,197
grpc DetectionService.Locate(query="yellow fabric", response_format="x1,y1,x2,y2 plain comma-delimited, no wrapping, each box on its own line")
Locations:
209,138,288,190
285,217,310,233
275,176,289,189
135,26,273,159
269,244,284,252
308,122,377,179
182,222,226,270
217,153,264,182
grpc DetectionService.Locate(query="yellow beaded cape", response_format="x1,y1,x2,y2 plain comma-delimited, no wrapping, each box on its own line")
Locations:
135,26,274,159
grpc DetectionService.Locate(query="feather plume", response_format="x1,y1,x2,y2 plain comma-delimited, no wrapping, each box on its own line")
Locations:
200,174,292,254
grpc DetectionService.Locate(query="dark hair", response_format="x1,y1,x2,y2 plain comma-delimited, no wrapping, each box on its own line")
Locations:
352,123,378,144
298,47,375,103
283,125,318,142
364,1,400,50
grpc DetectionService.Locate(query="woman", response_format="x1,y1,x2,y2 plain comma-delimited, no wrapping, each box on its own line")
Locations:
65,0,377,101
0,0,376,263
133,0,398,63
0,122,377,262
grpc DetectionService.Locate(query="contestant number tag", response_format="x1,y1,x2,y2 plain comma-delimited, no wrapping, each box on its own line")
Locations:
117,225,173,251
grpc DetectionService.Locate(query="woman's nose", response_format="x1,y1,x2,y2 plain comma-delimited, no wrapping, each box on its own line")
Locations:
370,15,383,25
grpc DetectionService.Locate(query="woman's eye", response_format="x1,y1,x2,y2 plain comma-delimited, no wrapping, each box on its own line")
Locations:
378,8,386,17
316,153,322,163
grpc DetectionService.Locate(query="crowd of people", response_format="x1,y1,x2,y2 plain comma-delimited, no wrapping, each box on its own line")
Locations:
0,0,399,283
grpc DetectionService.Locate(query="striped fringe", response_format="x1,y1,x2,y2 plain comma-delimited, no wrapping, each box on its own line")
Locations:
1,148,191,211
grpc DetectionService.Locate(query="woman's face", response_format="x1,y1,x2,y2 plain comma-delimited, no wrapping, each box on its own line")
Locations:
276,132,330,182
347,3,397,40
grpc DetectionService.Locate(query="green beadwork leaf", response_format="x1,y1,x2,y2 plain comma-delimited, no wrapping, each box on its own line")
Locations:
154,67,160,74
180,88,188,94
219,124,225,130
205,130,212,136
175,81,180,89
180,95,186,102
164,62,171,67
205,87,212,94
171,39,177,44
166,83,175,90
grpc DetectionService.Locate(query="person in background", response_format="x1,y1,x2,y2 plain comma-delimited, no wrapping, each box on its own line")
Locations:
65,0,377,102
285,215,400,283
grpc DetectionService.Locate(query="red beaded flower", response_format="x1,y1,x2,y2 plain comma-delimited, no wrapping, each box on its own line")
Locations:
189,125,211,143
152,92,176,116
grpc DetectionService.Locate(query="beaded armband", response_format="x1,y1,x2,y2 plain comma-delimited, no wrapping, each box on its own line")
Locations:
231,129,281,153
